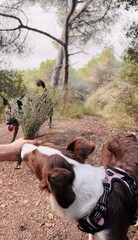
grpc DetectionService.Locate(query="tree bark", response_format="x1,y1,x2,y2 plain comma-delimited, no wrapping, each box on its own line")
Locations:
63,44,69,91
52,45,64,86
52,0,93,89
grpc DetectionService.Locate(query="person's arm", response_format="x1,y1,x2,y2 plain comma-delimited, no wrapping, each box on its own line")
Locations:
0,138,42,162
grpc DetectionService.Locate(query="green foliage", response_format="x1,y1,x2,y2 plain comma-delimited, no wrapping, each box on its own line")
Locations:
121,61,138,86
22,60,56,86
78,47,121,91
126,22,138,51
0,43,137,131
22,60,82,90
22,68,40,83
121,21,138,86
84,80,137,130
21,61,86,119
121,21,138,85
12,46,137,130
124,21,138,64
39,59,56,82
0,69,26,119
125,47,138,64
115,89,138,122
47,87,85,119
68,66,89,97
0,70,26,99
78,56,99,82
60,98,85,118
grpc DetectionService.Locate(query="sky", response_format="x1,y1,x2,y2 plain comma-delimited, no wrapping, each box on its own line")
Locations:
3,3,138,70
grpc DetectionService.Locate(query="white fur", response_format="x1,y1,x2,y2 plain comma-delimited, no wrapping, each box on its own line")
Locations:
21,144,107,238
22,144,106,220
88,230,108,240
38,146,80,165
38,146,106,219
89,234,93,240
49,193,67,218
21,144,37,159
95,230,108,240
67,163,105,219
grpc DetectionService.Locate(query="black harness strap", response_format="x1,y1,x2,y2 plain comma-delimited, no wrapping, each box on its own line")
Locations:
78,166,138,235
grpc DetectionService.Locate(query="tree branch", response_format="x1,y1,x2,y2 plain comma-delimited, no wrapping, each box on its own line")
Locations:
0,29,21,47
70,0,113,32
69,50,88,56
70,0,93,23
0,12,65,47
21,25,65,47
0,12,23,25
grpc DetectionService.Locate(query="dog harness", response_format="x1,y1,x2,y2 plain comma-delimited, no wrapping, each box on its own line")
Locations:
78,165,138,235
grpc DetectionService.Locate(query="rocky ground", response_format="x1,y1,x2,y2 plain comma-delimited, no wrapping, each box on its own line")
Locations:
0,116,137,240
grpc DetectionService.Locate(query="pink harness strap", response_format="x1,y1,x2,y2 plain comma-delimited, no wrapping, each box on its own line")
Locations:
78,165,138,235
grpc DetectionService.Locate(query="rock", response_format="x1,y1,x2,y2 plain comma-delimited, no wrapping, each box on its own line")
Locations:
47,212,54,220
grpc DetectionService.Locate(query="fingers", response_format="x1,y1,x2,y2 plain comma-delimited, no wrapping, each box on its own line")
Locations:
24,139,42,146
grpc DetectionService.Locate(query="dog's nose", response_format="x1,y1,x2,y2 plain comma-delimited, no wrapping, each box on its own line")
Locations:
6,118,18,125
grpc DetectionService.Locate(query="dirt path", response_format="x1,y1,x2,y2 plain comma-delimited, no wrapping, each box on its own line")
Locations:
0,116,137,240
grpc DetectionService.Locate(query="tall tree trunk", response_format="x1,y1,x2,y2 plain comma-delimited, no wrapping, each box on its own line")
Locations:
52,45,64,86
52,0,77,89
63,44,69,91
62,0,77,91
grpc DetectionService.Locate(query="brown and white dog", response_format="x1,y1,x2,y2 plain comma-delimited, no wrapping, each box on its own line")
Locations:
21,136,138,240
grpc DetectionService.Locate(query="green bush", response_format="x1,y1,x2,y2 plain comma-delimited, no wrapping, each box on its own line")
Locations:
50,88,85,118
84,80,137,129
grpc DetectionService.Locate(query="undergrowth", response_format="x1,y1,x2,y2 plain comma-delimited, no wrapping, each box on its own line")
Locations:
84,80,137,130
50,88,85,118
0,80,137,132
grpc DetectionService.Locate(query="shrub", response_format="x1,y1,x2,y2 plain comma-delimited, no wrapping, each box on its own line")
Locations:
84,80,137,129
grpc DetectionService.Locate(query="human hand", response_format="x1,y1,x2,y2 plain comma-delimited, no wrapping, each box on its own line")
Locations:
0,138,42,162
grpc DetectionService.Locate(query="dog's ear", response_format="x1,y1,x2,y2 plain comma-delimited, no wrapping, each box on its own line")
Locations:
40,168,75,209
67,137,95,163
100,143,116,166
107,139,123,159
